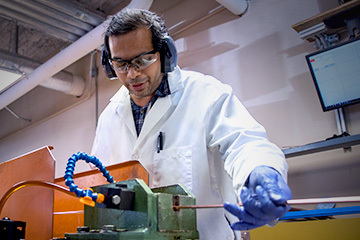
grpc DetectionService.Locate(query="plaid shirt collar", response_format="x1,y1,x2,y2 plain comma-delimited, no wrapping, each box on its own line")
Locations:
131,75,170,136
154,74,170,98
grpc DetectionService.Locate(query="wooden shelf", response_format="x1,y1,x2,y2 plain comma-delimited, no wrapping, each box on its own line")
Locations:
292,0,360,41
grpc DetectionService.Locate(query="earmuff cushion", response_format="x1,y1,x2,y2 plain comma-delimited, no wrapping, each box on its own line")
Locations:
160,36,178,74
101,46,117,79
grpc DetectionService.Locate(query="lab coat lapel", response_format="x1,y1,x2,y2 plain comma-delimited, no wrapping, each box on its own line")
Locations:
135,67,182,145
114,92,137,139
134,96,172,149
123,67,182,152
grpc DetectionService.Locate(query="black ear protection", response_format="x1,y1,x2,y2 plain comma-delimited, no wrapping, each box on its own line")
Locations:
101,35,178,80
160,36,178,74
101,44,117,80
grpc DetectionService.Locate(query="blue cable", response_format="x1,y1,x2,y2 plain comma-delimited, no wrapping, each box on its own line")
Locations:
64,152,114,200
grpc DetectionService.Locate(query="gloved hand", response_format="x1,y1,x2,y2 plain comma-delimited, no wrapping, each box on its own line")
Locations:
224,166,292,230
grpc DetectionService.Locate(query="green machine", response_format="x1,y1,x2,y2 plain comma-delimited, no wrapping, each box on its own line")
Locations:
64,179,199,240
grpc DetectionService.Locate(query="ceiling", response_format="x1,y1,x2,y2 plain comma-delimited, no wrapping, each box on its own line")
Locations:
0,0,234,71
0,0,128,70
0,0,240,140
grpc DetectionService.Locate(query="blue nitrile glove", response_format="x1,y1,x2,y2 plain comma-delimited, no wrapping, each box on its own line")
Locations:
224,166,292,230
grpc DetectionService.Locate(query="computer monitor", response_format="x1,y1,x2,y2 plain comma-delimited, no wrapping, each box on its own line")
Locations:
305,37,360,112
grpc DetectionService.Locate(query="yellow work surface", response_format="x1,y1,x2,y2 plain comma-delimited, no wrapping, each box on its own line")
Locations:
250,218,360,240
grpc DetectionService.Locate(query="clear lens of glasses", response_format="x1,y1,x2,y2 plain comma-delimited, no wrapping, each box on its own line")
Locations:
111,53,158,73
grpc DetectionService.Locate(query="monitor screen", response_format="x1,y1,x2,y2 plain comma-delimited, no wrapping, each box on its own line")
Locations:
305,37,360,111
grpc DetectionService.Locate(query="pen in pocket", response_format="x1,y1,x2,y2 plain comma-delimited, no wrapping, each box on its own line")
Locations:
157,132,163,153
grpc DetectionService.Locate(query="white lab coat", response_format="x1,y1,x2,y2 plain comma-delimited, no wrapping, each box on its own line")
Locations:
91,66,288,240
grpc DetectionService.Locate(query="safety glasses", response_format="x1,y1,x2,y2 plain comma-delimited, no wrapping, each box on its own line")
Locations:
109,49,158,73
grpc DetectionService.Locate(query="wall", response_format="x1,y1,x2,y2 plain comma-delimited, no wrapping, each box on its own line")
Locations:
0,0,359,203
0,55,121,177
172,0,360,201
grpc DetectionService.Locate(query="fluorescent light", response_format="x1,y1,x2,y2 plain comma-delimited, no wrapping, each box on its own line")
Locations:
0,68,24,94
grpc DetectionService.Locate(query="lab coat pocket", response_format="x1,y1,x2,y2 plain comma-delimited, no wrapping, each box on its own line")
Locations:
153,146,193,191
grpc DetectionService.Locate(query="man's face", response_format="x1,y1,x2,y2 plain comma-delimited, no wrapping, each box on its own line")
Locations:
108,27,163,107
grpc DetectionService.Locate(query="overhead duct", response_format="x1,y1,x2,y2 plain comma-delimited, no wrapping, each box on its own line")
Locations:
0,51,85,97
215,0,249,16
0,0,154,111
40,72,85,97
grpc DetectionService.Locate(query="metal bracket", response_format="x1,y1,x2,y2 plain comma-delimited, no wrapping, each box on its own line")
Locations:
314,33,340,49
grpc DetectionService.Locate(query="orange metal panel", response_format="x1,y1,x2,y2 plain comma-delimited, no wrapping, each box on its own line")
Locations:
53,160,149,238
0,146,55,240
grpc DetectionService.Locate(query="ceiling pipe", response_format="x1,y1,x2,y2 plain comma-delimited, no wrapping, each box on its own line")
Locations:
0,63,85,97
125,0,154,9
0,51,85,97
35,0,105,26
13,0,94,31
40,72,85,97
215,0,249,16
0,0,86,37
0,24,103,109
0,5,79,41
0,0,154,111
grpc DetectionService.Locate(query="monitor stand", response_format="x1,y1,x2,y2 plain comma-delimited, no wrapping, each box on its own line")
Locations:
333,108,352,152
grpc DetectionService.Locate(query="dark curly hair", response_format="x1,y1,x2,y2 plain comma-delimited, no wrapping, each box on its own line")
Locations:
104,8,168,58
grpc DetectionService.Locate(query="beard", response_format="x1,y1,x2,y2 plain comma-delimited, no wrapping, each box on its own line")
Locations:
127,74,163,100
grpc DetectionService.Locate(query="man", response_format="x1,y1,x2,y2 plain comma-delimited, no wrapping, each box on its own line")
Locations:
91,8,292,239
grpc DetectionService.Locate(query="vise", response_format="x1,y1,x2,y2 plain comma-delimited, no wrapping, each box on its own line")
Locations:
64,178,199,240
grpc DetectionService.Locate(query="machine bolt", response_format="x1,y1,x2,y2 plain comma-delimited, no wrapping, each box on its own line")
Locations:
112,194,121,205
101,225,116,233
77,226,90,233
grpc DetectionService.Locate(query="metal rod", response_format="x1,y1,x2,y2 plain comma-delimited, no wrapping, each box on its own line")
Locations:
335,109,342,135
288,196,360,205
170,6,226,37
5,106,31,122
173,196,360,210
339,108,347,134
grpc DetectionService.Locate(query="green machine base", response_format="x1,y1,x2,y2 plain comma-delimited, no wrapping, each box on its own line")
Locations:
65,179,199,240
